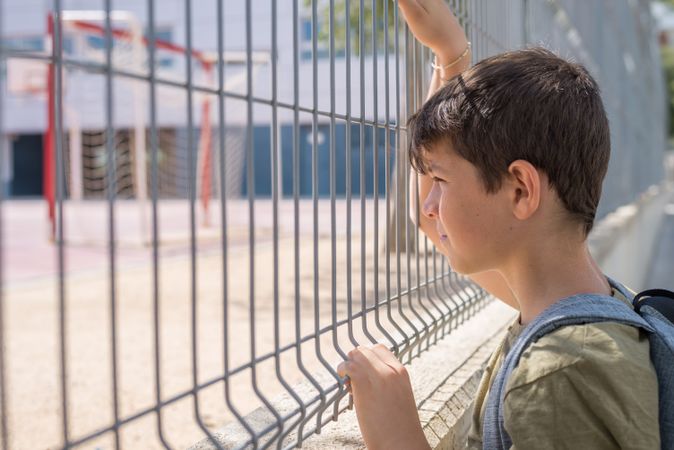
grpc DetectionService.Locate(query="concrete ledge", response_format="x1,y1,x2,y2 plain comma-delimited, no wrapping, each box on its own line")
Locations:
589,181,674,291
417,328,506,450
190,300,516,450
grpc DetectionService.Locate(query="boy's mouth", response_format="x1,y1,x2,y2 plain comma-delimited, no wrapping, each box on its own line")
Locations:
440,234,448,241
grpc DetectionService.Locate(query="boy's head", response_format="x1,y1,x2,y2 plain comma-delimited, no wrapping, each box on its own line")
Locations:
408,47,610,244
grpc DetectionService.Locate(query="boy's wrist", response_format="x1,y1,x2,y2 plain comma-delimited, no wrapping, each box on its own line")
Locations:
433,40,471,66
434,52,458,66
433,42,471,79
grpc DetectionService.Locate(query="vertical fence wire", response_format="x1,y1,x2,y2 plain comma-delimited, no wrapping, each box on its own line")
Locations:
358,0,376,346
52,0,70,447
146,0,172,447
310,0,328,435
411,28,429,356
0,0,7,446
403,21,421,364
371,0,393,353
184,1,219,446
102,2,121,448
307,0,345,434
270,0,306,447
385,0,405,354
345,0,358,352
215,0,258,448
327,0,350,425
246,0,283,447
286,1,328,447
394,0,412,358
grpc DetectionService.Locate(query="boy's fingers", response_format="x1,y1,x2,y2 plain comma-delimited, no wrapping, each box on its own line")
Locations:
339,345,398,385
398,0,426,21
337,358,364,385
355,345,397,376
369,343,405,372
337,360,351,378
397,0,424,10
398,0,431,14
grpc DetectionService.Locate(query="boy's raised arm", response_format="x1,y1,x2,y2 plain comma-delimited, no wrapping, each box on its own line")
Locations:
401,0,519,310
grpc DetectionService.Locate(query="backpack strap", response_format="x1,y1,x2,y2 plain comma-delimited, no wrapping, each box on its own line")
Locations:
482,292,654,450
633,289,674,323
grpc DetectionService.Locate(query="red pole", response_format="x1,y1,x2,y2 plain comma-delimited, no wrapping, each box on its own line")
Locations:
199,96,213,226
199,65,214,226
44,13,56,240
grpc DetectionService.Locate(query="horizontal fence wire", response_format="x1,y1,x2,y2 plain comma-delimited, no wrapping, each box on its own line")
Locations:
0,0,666,449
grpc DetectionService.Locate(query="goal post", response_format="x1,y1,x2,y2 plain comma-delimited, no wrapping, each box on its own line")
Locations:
43,10,216,245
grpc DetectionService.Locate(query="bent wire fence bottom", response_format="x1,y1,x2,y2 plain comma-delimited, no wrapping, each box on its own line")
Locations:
1,199,488,450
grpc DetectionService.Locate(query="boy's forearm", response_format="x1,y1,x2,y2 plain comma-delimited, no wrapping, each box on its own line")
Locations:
425,65,447,102
408,18,520,310
411,16,471,245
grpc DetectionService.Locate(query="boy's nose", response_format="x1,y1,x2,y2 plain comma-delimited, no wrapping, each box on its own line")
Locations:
422,184,440,219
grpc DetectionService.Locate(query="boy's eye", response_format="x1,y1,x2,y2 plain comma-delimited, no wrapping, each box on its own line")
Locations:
432,176,446,183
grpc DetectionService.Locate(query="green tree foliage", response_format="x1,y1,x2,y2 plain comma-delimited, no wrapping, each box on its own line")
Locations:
658,1,674,138
302,0,396,55
302,0,471,55
661,45,674,138
301,0,475,55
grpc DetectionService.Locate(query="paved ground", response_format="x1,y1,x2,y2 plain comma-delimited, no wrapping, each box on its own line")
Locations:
3,199,474,450
5,198,390,285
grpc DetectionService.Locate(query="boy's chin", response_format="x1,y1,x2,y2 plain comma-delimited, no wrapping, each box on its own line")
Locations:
444,255,465,275
442,244,487,275
451,264,470,276
445,254,482,276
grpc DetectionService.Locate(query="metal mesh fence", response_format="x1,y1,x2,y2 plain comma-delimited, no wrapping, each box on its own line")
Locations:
0,0,666,449
523,0,666,219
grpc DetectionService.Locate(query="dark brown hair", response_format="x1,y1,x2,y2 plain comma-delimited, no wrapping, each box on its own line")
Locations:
408,47,610,235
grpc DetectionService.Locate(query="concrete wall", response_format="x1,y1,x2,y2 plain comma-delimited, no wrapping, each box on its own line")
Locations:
589,182,674,291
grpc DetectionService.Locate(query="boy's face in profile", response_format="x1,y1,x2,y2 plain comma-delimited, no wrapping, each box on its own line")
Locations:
421,142,514,276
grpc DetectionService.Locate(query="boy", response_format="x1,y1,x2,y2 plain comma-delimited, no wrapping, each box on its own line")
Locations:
336,0,659,449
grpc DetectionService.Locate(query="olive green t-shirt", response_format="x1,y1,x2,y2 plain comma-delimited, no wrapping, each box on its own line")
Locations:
466,286,660,449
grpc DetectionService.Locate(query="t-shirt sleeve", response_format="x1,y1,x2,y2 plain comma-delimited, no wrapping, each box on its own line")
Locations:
502,322,659,450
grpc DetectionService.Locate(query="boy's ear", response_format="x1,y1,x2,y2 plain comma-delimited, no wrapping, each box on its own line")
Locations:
505,159,541,221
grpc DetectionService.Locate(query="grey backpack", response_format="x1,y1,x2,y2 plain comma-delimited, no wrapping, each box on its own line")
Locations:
482,278,674,450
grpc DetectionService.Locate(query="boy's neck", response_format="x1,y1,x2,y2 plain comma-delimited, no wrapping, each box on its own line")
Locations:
498,239,611,326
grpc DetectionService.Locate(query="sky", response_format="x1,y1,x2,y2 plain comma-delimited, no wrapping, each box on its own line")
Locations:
653,1,674,30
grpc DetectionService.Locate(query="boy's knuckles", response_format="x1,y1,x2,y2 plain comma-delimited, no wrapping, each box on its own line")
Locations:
395,364,409,376
373,343,388,351
381,370,398,383
350,350,368,364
